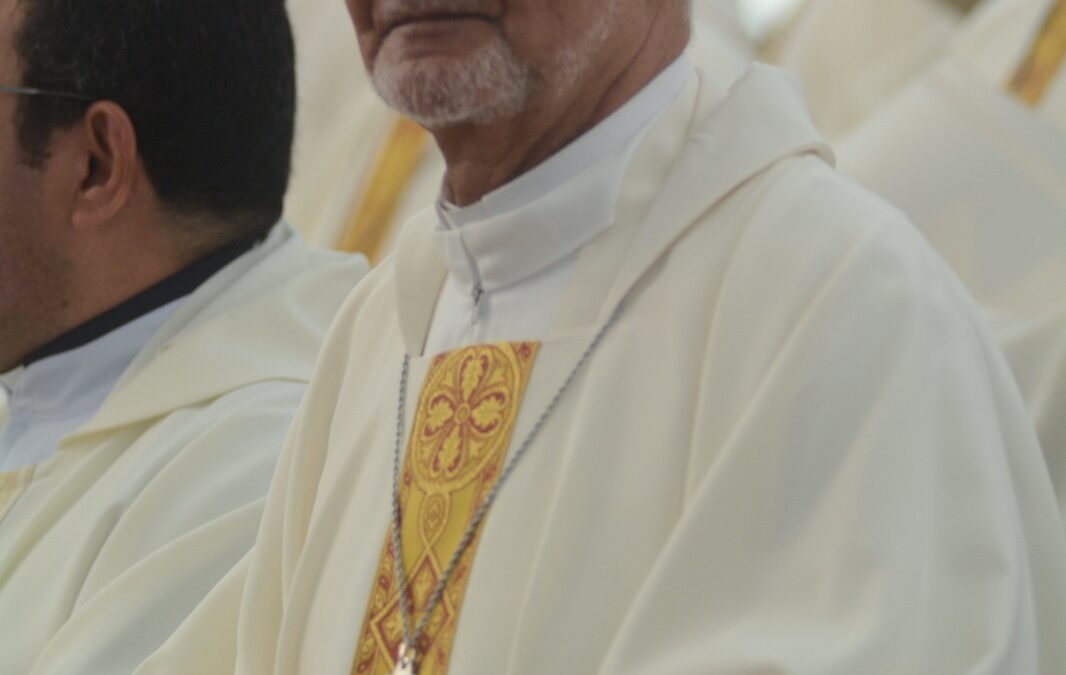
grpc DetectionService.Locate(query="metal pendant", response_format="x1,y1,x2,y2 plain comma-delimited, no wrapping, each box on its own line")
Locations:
392,645,417,675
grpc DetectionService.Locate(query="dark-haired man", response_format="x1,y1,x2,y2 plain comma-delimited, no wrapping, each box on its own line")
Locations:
0,0,367,672
142,0,1066,673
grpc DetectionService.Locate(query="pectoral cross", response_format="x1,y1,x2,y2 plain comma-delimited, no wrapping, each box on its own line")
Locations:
392,645,417,675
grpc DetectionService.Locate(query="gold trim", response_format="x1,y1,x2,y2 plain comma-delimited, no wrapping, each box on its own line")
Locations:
352,343,541,675
339,116,429,264
1010,0,1066,106
0,466,35,525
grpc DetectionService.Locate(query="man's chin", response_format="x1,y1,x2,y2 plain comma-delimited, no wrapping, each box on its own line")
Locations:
371,47,534,129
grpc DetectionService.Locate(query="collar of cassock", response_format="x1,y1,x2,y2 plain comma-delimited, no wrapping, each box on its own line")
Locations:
432,56,694,295
0,233,262,404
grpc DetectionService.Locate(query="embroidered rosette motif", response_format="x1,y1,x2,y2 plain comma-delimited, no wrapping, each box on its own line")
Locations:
353,342,539,675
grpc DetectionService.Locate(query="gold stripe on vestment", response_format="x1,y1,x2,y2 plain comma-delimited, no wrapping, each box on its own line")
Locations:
1010,0,1066,105
339,116,428,264
352,343,540,675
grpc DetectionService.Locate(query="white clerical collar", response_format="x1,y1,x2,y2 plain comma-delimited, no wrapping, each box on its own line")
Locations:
0,232,263,471
0,301,181,472
0,298,181,433
0,367,23,402
434,56,693,294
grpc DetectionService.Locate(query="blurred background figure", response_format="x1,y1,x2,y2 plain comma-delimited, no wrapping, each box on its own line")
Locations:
283,0,753,263
750,0,1066,519
758,0,975,139
757,0,1063,141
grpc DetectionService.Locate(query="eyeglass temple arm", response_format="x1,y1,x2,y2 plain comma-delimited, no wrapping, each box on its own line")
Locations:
0,85,93,102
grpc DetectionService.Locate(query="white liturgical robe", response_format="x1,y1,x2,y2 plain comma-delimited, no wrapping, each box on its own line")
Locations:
0,226,368,674
0,300,182,472
829,0,1066,520
140,65,1066,674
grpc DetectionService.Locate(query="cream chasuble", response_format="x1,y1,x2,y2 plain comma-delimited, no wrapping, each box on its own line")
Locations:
830,0,1066,520
0,226,368,675
138,64,1066,675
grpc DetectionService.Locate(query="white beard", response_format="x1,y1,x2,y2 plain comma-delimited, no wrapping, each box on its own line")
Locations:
371,9,614,129
371,35,535,129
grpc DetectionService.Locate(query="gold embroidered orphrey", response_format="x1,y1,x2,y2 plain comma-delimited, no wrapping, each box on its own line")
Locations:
352,342,540,675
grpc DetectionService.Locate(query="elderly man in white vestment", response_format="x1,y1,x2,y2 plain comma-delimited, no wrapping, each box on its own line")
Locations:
138,0,1066,673
0,1,367,673
282,0,751,258
768,0,1066,521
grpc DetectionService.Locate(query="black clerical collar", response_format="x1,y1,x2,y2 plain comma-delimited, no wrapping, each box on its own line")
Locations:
22,233,263,367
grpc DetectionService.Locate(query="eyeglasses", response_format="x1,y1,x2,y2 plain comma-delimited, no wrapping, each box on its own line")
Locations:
0,85,93,102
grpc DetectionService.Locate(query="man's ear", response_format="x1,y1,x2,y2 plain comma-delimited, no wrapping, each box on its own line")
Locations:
69,101,139,231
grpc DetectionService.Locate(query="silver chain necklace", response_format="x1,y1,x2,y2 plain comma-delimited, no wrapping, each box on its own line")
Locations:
389,299,628,675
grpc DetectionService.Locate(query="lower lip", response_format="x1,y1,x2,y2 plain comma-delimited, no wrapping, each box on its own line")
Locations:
387,15,493,40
